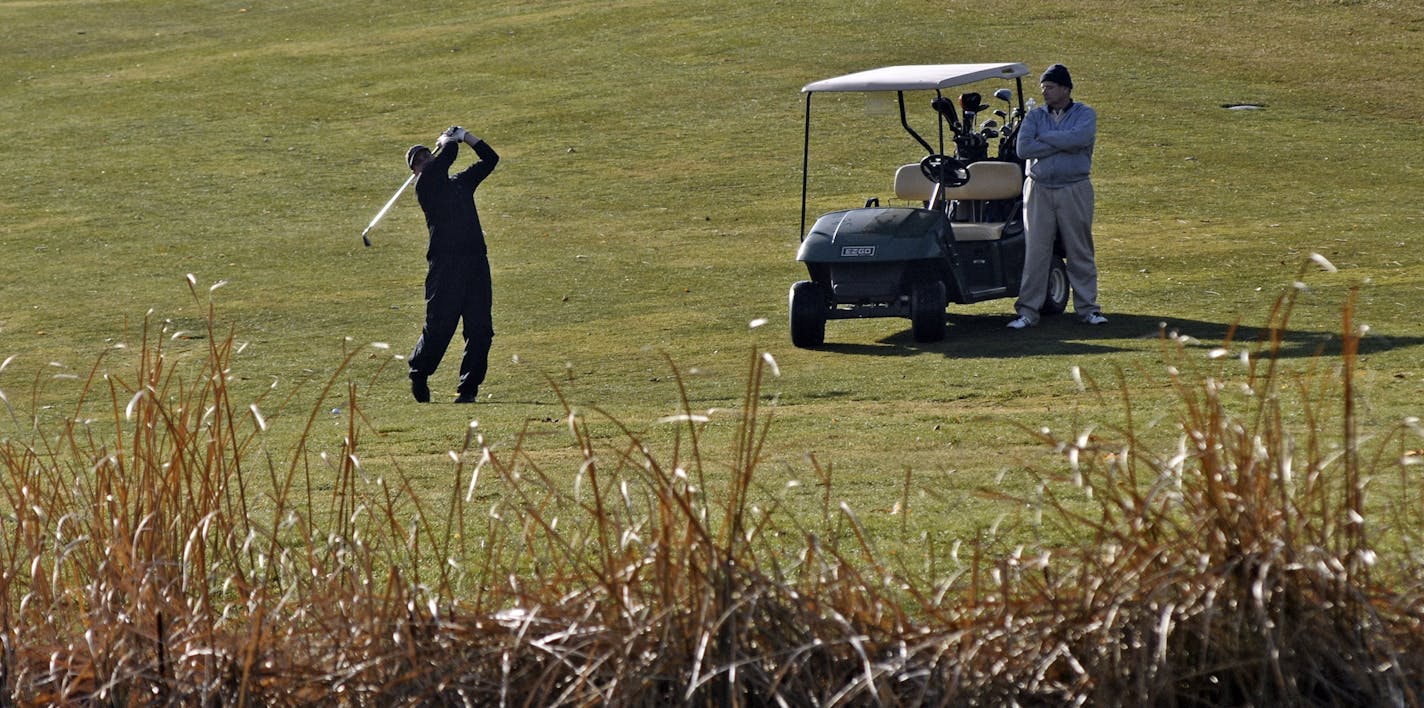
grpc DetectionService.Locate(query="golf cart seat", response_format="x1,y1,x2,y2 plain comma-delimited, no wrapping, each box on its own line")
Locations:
893,163,938,203
893,160,1023,241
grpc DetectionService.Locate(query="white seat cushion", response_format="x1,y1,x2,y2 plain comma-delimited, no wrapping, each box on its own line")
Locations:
893,163,936,201
892,161,1022,241
952,223,1008,241
941,161,1023,200
893,160,1023,201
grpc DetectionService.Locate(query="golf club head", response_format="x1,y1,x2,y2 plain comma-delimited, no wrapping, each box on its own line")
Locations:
958,92,982,111
994,88,1013,103
363,234,372,247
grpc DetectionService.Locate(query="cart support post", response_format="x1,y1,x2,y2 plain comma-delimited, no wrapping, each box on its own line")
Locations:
898,91,936,155
801,92,812,241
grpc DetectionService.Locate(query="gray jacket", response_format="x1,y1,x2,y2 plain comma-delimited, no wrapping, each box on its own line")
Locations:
1016,100,1095,187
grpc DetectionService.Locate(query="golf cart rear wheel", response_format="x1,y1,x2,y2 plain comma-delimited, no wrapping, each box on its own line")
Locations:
1040,258,1069,316
789,280,827,348
910,279,947,343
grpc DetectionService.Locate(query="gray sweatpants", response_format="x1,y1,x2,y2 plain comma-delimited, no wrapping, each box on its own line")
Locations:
1014,177,1100,323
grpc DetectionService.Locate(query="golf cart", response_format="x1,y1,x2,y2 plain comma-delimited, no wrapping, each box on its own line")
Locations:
789,63,1069,347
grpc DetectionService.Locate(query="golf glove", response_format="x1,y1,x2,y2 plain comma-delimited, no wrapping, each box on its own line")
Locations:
446,126,468,141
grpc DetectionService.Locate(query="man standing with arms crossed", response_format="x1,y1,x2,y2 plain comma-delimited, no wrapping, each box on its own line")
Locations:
405,125,500,403
1008,64,1107,329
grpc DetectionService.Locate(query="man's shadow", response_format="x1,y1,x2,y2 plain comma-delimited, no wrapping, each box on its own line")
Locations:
813,312,1424,360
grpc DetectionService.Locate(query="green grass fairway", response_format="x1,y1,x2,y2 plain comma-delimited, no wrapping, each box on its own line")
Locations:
2,1,1421,542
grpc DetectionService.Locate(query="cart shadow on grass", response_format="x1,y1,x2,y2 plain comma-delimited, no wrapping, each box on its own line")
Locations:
812,312,1424,361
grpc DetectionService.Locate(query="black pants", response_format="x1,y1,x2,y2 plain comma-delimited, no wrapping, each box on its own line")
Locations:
408,258,493,397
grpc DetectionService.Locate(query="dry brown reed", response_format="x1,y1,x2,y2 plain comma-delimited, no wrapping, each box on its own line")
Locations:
984,267,1424,705
0,267,1421,705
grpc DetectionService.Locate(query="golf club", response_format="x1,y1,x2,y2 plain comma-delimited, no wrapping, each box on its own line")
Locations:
956,92,990,161
959,92,981,128
359,143,443,247
361,173,414,247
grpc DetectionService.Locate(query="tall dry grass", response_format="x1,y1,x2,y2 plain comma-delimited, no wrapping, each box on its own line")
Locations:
994,264,1424,705
1,266,1421,705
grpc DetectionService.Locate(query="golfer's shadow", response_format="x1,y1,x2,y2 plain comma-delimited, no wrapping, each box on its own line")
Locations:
817,312,1424,360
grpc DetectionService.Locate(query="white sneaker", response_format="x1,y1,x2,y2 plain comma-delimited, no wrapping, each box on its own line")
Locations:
1006,316,1034,329
1082,312,1108,325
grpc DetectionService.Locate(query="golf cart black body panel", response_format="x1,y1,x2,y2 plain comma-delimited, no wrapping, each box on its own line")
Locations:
796,204,1033,308
797,208,951,316
798,208,950,271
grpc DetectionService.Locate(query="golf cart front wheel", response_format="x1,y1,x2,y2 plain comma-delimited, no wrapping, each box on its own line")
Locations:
910,279,947,343
789,280,827,348
1040,258,1069,316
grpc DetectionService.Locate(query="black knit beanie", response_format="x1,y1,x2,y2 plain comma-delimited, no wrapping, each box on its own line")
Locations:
1040,63,1073,88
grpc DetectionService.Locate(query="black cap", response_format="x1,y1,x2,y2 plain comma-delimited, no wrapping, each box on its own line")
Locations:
406,144,430,169
1040,63,1072,89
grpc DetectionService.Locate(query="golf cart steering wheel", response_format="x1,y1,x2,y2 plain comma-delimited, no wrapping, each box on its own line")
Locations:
919,154,970,188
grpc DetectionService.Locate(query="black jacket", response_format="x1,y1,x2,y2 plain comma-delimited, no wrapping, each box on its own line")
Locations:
415,139,499,270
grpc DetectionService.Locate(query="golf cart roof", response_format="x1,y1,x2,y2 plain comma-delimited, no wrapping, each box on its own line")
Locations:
801,63,1029,94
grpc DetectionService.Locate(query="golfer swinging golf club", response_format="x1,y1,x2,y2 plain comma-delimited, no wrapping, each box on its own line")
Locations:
405,125,500,403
